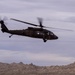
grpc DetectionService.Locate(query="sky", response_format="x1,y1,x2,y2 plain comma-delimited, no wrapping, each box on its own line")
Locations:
0,0,75,66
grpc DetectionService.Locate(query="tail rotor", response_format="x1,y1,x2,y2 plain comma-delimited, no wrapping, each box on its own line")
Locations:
0,16,8,32
0,16,8,24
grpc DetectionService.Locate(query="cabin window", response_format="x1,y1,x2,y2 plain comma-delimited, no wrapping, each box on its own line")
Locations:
37,31,40,35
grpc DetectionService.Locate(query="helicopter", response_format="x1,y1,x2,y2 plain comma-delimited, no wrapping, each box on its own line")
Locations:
0,18,58,42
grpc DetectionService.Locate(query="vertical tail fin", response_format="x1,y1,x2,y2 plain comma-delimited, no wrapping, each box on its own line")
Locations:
0,20,8,32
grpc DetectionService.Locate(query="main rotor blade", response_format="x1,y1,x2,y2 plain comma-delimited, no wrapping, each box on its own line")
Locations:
48,27,73,31
11,18,72,31
11,18,39,27
38,18,43,27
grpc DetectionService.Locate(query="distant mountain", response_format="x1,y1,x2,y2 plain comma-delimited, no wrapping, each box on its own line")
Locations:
0,62,75,75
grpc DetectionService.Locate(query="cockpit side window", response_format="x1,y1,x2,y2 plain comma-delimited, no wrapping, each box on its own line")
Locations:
50,32,54,36
48,31,54,36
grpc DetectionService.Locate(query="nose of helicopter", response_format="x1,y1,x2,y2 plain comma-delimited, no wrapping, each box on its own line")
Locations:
54,35,58,39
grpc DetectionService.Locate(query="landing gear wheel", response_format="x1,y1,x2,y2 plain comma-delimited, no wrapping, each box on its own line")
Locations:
43,39,47,42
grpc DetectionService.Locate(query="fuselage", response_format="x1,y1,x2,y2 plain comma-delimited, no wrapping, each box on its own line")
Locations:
8,27,58,40
0,20,58,42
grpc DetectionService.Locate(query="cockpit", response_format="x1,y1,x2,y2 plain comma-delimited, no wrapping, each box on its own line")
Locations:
48,31,58,39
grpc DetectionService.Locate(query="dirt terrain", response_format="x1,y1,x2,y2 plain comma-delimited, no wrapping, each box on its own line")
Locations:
0,62,75,75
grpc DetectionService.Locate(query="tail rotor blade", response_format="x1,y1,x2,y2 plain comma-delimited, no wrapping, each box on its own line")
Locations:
0,16,2,21
3,16,8,21
0,16,8,25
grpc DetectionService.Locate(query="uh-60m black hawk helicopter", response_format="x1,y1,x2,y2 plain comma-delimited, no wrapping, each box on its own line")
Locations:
0,18,58,42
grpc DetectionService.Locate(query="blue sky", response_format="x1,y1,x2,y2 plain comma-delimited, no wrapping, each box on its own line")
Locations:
0,0,75,66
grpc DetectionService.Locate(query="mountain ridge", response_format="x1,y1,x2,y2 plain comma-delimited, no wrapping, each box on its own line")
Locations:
0,62,75,75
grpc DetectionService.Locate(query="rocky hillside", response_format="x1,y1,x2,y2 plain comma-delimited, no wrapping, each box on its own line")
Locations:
0,62,75,75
